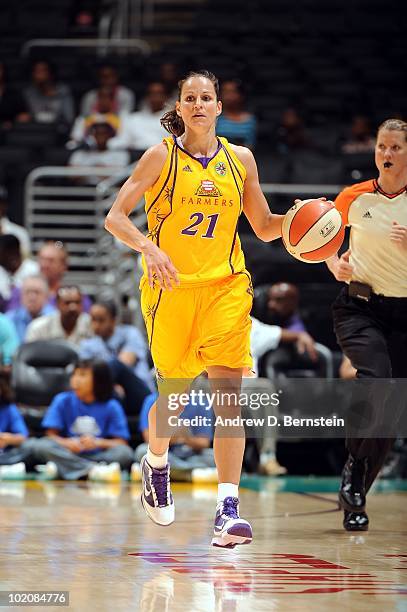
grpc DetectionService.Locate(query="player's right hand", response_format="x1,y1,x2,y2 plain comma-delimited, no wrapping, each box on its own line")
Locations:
332,249,353,282
142,241,180,290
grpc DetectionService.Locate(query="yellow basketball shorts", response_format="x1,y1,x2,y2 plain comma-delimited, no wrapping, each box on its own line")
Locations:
140,272,253,381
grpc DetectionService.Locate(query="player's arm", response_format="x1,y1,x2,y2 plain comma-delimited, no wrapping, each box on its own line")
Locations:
105,143,167,251
233,146,284,242
105,143,179,289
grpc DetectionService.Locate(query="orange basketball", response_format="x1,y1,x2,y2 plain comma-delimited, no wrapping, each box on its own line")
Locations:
282,199,345,263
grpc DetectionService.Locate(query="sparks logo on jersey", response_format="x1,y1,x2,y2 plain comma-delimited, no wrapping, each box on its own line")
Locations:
362,210,372,218
215,162,227,176
183,164,193,172
195,180,222,197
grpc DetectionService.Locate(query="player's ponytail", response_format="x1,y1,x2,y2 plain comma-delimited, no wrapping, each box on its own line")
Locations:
160,69,219,137
160,108,185,136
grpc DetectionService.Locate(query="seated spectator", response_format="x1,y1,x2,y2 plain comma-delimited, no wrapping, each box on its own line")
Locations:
341,115,376,154
0,372,36,478
265,282,306,331
0,61,30,130
251,316,316,375
275,108,310,153
69,86,122,147
80,300,153,389
6,275,54,343
0,185,31,258
80,64,135,117
0,235,38,311
38,241,92,312
23,60,74,126
159,61,180,105
142,61,179,109
25,285,91,345
68,118,130,185
108,82,168,152
132,390,215,481
0,313,19,369
216,79,257,148
33,359,133,481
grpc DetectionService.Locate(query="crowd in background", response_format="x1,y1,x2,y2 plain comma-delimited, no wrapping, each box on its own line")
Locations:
0,55,405,483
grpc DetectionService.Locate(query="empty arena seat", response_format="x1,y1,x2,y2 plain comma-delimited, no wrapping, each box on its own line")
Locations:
12,340,79,408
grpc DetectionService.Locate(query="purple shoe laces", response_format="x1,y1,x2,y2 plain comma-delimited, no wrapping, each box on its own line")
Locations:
221,496,239,519
151,466,169,507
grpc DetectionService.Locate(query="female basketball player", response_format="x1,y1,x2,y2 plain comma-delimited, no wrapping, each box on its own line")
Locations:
328,118,407,531
105,70,300,547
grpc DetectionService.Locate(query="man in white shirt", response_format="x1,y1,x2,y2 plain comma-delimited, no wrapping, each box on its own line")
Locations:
26,285,91,345
108,82,169,152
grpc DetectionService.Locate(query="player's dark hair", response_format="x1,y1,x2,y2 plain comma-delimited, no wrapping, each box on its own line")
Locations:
377,118,407,142
74,359,113,402
160,70,219,137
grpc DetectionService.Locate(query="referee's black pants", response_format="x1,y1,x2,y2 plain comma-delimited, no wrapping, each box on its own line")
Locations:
332,287,407,493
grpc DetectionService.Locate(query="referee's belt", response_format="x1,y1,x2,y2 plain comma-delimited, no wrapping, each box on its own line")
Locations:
348,281,407,303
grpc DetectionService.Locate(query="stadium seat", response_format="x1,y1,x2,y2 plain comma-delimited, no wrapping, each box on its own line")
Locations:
12,340,80,431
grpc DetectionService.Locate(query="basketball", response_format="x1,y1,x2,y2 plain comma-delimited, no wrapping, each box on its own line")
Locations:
282,199,345,263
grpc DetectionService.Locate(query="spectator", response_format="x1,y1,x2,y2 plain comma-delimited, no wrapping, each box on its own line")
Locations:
0,61,30,130
80,64,135,117
108,82,168,152
132,390,215,481
250,315,317,374
275,108,310,153
23,60,74,126
216,79,257,148
0,235,38,311
69,86,122,147
250,316,317,476
80,300,153,388
0,313,19,369
25,285,92,345
33,359,133,481
0,185,31,258
142,62,179,109
37,241,92,312
159,61,180,105
6,275,54,343
341,115,376,154
68,118,130,184
265,282,306,331
0,372,36,478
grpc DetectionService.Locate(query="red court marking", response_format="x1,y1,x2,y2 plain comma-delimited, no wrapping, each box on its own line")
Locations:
129,551,407,596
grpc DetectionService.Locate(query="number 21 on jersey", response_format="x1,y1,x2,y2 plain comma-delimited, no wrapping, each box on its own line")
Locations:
181,213,219,239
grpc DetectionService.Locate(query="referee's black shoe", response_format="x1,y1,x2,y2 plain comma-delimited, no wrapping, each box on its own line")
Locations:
343,510,369,531
339,454,368,512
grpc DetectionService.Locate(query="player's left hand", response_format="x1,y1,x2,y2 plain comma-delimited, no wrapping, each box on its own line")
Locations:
390,221,407,251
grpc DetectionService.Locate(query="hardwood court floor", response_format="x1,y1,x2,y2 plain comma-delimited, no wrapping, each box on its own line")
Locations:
0,478,405,611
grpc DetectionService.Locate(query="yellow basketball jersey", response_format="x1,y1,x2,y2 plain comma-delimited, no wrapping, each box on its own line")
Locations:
142,136,247,287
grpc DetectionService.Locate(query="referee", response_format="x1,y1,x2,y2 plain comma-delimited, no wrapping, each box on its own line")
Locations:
327,118,407,531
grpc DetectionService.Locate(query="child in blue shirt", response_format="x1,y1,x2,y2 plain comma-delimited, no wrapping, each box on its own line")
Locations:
0,372,36,478
35,359,133,481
